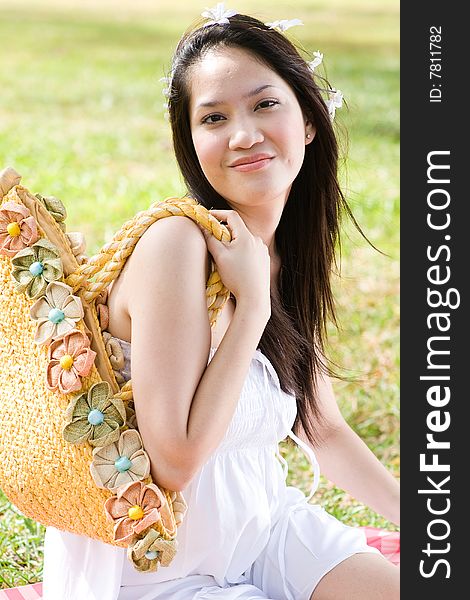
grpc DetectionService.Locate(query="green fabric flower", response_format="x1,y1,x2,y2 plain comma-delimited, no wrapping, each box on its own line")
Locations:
35,193,67,231
127,528,178,572
11,238,63,300
125,401,138,430
63,381,127,447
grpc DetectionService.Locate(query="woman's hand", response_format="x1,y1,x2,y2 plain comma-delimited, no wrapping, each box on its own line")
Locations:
200,209,271,310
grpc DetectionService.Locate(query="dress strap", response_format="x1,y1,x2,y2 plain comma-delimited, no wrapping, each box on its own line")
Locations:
274,447,289,479
287,428,321,502
259,356,321,500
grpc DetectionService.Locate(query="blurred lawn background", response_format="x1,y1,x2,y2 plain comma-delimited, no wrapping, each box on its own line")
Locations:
0,0,399,587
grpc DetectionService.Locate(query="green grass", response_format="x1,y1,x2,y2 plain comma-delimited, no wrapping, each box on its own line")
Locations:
0,0,399,587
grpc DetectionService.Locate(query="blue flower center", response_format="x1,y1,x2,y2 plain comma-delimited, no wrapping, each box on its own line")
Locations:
88,409,105,426
29,261,44,276
114,455,132,472
145,550,159,560
48,308,65,324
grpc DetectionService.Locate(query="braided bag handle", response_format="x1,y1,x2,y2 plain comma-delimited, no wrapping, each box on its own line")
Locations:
65,196,232,326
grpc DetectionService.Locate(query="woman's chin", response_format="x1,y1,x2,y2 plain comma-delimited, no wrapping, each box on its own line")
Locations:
221,184,290,206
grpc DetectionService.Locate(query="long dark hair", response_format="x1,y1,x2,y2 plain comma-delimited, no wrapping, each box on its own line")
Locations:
167,14,354,447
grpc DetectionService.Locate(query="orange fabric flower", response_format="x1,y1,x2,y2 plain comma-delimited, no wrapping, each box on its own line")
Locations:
0,201,39,257
46,330,97,394
104,480,169,543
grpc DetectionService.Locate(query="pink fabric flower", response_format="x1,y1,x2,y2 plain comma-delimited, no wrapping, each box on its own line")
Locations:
46,329,97,394
0,201,40,257
104,480,169,543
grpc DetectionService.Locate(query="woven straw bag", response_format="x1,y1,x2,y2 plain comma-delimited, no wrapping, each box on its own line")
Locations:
0,166,231,572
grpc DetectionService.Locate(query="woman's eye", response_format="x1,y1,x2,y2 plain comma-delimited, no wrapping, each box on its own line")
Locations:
257,99,279,110
202,114,225,125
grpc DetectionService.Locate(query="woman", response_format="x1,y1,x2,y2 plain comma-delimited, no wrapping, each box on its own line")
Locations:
43,10,399,600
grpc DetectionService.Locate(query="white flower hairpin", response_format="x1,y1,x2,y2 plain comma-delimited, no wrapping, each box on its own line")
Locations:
326,89,344,120
159,74,173,120
307,51,323,72
201,3,238,26
265,18,303,32
159,76,171,99
305,49,344,120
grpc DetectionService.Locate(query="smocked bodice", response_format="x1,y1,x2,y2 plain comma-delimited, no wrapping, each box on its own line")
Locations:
116,340,298,451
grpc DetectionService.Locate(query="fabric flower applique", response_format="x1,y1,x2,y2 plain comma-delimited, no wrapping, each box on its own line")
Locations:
170,490,188,528
29,281,84,346
124,401,138,430
46,329,97,394
0,201,40,258
127,528,178,572
104,480,172,543
62,381,127,447
265,18,303,32
10,238,63,300
34,193,67,231
95,288,109,331
201,3,238,26
65,231,87,264
326,89,344,120
90,429,151,492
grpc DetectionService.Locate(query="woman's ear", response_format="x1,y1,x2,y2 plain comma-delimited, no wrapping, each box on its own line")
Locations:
305,121,316,145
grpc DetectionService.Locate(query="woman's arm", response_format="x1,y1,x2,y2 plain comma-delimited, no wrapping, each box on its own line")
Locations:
126,216,271,492
299,374,400,526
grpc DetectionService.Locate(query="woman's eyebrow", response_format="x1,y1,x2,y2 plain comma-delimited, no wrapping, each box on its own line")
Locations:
195,84,279,109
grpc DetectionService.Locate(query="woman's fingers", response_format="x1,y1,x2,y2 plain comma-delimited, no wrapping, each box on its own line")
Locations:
199,209,270,303
198,222,226,252
208,209,240,221
208,209,247,241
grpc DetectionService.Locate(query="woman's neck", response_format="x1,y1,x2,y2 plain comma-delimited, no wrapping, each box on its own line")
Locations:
223,196,285,294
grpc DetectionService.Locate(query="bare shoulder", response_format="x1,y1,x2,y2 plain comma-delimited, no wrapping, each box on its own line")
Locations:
125,215,212,393
124,214,212,356
123,216,211,307
106,215,211,342
131,215,209,270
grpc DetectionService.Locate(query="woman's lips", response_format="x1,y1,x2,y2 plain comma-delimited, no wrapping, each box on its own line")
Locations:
230,157,274,172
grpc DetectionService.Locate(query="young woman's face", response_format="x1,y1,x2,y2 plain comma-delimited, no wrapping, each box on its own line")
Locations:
188,46,314,208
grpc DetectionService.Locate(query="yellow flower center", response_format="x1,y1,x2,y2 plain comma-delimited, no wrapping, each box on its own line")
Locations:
128,505,144,520
7,222,21,237
60,354,74,370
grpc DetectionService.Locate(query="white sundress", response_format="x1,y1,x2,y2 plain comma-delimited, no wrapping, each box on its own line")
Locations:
43,340,380,600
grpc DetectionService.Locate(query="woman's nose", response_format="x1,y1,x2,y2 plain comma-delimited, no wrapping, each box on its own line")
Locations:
228,121,264,150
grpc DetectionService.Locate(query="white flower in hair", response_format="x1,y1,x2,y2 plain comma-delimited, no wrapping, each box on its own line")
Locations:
159,77,171,98
201,3,238,26
265,19,303,32
308,51,323,72
326,89,343,120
